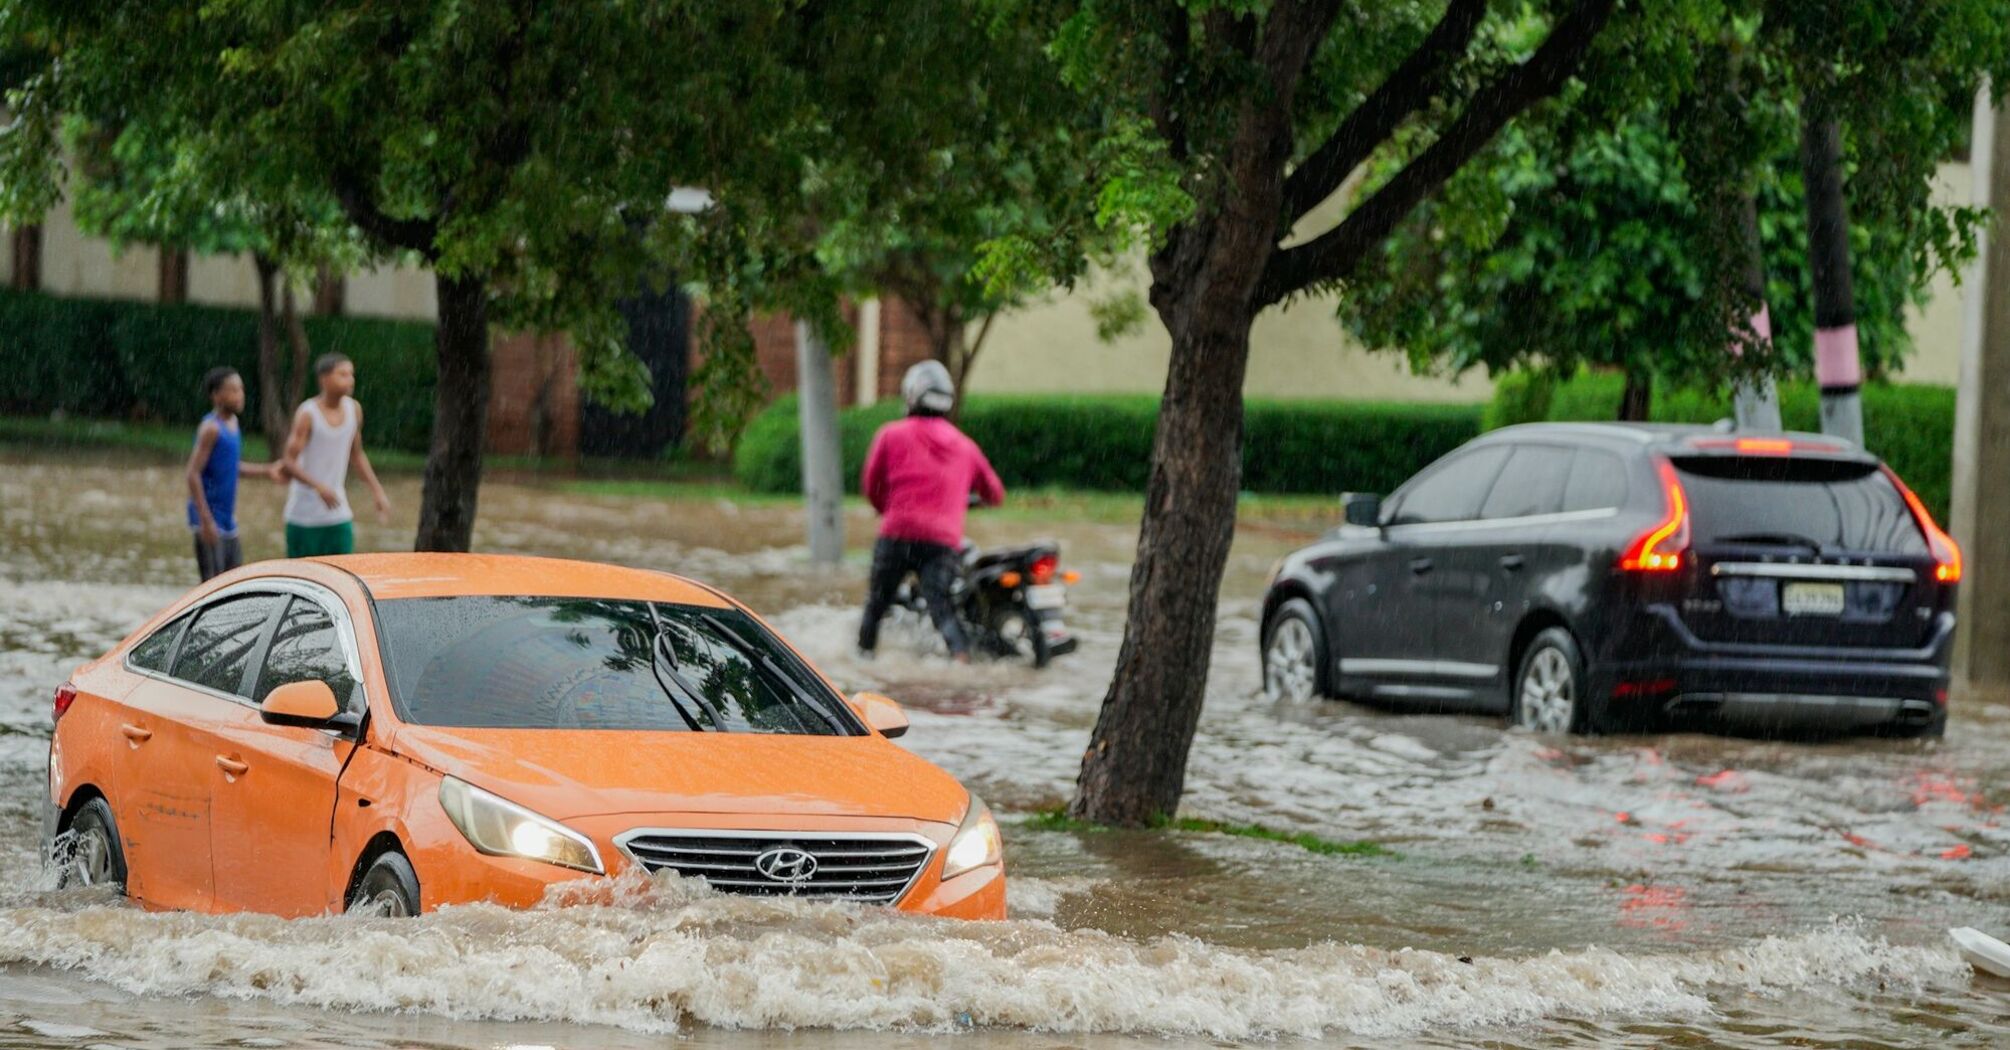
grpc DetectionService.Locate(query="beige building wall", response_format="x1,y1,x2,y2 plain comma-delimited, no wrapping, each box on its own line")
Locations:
38,197,157,301
346,261,438,322
1894,161,1971,385
0,224,11,285
187,253,263,310
969,266,1493,403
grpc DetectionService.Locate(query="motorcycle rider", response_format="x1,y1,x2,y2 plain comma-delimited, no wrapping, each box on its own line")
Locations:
858,361,1005,662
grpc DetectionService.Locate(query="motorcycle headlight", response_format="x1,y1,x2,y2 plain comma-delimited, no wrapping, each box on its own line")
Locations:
438,776,603,874
941,794,1003,880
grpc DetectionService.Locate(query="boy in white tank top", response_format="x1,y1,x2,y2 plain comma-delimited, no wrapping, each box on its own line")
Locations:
281,353,391,558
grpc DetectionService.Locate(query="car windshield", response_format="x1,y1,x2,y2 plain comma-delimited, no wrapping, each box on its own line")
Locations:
373,596,859,734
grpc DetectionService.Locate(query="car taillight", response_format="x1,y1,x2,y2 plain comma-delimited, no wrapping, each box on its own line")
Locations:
1030,554,1058,586
1883,466,1962,583
1620,457,1690,573
53,683,77,723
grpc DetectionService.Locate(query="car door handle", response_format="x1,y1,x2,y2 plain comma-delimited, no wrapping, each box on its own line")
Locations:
119,724,152,744
1499,554,1525,571
215,755,250,776
1409,558,1434,575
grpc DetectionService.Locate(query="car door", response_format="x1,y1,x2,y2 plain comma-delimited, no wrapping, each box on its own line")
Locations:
122,592,283,911
1435,444,1576,706
1334,445,1509,702
208,592,363,916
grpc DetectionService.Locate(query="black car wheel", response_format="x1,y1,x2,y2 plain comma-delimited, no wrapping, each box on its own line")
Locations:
347,851,421,917
1513,627,1596,734
58,797,127,891
1263,599,1327,702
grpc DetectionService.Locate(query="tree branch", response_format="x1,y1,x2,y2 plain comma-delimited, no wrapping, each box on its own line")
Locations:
1279,0,1486,223
329,164,437,256
1258,0,1615,305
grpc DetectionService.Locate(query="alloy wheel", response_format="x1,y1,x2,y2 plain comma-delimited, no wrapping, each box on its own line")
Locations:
1517,646,1576,733
1264,617,1318,701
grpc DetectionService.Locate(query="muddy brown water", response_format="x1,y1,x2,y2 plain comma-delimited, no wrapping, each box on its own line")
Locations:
1,448,2007,1048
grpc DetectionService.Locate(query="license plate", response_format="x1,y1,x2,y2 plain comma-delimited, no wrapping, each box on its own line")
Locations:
1782,582,1846,617
1025,584,1067,610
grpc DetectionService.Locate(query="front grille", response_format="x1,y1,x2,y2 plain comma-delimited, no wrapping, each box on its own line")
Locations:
616,830,934,905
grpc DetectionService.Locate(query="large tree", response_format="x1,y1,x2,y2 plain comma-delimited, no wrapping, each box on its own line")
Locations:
984,0,1675,825
2,1,1014,550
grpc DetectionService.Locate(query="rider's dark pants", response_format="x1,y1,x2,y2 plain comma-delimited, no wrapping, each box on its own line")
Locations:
859,537,969,656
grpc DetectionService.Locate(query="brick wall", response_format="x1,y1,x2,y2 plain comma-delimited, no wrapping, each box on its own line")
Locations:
486,330,579,458
747,309,860,405
875,297,937,402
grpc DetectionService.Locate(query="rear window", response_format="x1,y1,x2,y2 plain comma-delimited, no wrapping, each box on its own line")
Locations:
373,596,860,735
1672,457,1928,555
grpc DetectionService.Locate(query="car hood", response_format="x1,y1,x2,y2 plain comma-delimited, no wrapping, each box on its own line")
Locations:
387,724,971,826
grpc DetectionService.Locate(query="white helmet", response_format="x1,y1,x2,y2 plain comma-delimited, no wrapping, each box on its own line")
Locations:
901,360,955,415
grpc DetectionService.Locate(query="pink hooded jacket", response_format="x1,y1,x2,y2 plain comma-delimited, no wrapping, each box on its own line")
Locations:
862,415,1005,547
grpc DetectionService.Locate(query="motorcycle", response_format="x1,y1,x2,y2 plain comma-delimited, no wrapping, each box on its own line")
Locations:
893,540,1079,667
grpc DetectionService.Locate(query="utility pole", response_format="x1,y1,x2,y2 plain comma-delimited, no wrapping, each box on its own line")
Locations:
795,319,846,565
1952,86,2010,700
1799,105,1865,445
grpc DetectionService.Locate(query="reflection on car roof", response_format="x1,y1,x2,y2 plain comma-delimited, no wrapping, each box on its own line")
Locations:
310,552,733,606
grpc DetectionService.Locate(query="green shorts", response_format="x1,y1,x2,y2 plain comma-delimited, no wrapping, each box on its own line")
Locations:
285,521,355,558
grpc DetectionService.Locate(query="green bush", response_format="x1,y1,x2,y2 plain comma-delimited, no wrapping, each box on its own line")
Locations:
0,289,436,452
1493,369,1956,520
734,394,1485,496
1481,370,1556,430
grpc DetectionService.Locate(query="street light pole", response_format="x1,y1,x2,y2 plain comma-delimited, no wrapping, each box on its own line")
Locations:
795,319,846,565
1952,86,2010,700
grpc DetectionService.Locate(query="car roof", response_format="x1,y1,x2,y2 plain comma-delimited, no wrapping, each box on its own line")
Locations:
1481,422,1877,462
312,552,735,606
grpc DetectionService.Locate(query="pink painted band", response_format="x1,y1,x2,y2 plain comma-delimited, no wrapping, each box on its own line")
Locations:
1729,305,1773,357
1813,324,1862,388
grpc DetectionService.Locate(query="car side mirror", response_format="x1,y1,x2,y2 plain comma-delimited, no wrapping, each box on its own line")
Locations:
1342,492,1383,528
261,679,342,729
849,692,910,739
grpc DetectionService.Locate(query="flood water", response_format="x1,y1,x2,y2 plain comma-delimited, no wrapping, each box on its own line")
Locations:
2,448,2007,1048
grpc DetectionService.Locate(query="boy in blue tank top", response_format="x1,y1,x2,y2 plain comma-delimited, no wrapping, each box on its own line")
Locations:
185,367,279,581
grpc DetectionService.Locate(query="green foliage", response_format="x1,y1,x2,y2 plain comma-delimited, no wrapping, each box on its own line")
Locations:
1483,371,1559,430
0,290,435,451
734,395,1482,497
1497,370,1955,518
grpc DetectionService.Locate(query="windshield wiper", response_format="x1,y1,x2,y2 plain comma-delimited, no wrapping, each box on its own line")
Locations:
696,612,849,735
643,610,721,732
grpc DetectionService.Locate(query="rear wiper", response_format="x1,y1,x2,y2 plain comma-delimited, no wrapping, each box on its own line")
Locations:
696,612,848,735
1717,531,1827,553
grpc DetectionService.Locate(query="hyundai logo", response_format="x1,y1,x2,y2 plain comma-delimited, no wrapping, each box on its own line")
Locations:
752,846,818,884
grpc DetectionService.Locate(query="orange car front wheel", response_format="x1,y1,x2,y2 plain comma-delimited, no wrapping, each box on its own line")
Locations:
347,851,421,917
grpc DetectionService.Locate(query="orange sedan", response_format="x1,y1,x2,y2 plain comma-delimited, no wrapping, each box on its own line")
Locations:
43,554,1005,919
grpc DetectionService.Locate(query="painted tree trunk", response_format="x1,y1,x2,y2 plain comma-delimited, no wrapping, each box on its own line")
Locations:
794,320,845,565
1798,109,1864,444
1731,193,1783,431
414,274,492,552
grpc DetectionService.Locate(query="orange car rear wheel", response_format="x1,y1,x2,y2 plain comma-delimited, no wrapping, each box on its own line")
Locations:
59,797,127,891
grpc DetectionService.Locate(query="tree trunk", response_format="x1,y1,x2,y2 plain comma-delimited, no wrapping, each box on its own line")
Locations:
1730,193,1783,431
157,248,189,303
795,320,845,565
414,274,492,552
1799,105,1864,444
254,256,293,453
1618,367,1653,421
1071,295,1255,825
10,225,41,291
282,280,312,425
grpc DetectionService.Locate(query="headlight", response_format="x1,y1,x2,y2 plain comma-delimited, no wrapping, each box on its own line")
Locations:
941,794,1003,880
438,776,603,874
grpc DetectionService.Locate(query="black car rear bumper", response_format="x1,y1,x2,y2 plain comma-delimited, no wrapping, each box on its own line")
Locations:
1601,605,1952,732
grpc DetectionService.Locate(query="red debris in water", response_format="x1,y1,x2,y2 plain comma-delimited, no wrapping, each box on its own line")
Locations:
1941,844,1973,860
1696,769,1746,792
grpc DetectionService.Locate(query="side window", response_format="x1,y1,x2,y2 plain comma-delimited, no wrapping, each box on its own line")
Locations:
170,594,282,698
1561,448,1629,512
254,598,360,709
129,613,190,673
1480,446,1573,520
1390,446,1511,525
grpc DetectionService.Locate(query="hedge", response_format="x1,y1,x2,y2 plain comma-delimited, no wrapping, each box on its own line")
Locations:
733,394,1486,496
0,289,437,452
1490,370,1956,521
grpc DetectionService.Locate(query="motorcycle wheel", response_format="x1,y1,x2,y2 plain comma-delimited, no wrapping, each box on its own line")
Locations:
987,605,1053,669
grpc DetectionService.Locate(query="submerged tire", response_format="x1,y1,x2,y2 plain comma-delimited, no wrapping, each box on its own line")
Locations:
59,797,128,891
988,606,1053,668
347,850,421,917
1263,598,1328,702
1512,627,1600,734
